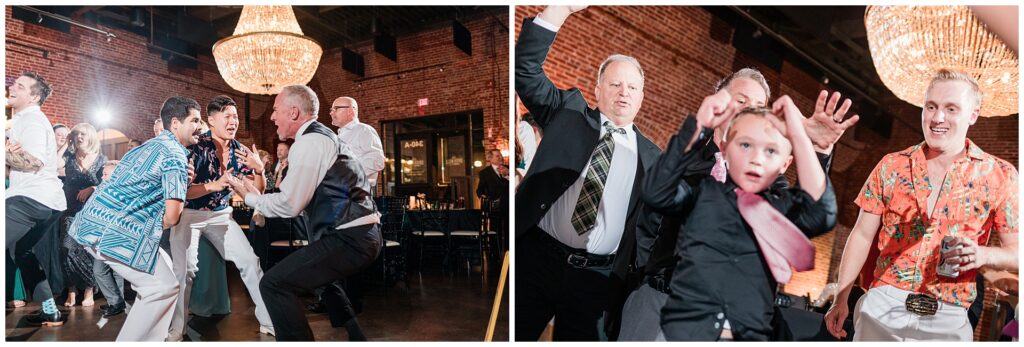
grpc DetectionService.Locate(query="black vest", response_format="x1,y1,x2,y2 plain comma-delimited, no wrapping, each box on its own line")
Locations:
301,121,377,242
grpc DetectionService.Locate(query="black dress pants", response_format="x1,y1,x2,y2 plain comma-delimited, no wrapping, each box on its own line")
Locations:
6,196,62,302
515,228,612,341
259,223,381,341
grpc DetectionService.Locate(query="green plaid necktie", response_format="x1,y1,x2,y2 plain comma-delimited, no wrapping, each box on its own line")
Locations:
571,122,626,235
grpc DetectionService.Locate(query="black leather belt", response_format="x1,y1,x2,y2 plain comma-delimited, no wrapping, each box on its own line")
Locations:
905,293,939,316
535,229,614,268
644,274,671,294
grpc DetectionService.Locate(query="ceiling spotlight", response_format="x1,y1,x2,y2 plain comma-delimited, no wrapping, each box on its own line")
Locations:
822,76,830,84
37,14,43,23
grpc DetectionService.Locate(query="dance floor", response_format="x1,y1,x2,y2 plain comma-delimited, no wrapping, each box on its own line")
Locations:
5,266,509,341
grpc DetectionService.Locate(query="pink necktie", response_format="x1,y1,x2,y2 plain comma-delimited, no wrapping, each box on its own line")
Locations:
711,152,727,183
734,188,816,284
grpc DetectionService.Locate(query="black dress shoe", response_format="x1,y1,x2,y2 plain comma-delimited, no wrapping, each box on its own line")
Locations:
102,303,125,318
25,310,65,327
306,302,326,313
100,304,109,310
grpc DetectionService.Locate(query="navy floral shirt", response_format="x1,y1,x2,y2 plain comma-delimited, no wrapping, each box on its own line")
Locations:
186,131,255,211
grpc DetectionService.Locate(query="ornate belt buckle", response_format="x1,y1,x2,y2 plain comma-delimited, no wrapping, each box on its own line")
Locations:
567,253,589,268
905,293,939,316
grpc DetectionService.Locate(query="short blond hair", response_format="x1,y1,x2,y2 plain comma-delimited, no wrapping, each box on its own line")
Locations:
927,69,982,110
69,123,100,155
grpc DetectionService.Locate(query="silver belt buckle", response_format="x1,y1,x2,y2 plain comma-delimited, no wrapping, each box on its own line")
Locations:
567,253,589,268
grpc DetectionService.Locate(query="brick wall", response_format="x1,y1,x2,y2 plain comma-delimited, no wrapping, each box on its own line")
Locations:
6,7,509,162
312,13,510,152
515,6,1018,323
5,7,274,150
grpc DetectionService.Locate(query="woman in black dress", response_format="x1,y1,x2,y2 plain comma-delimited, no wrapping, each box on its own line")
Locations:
60,123,106,307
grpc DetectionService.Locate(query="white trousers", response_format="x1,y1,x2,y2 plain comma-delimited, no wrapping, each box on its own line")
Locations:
853,285,973,341
85,247,178,341
168,207,272,340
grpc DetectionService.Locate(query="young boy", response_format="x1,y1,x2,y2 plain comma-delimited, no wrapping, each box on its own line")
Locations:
647,91,837,341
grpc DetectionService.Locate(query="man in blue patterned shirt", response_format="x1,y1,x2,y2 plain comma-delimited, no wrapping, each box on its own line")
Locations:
167,95,273,340
69,96,202,341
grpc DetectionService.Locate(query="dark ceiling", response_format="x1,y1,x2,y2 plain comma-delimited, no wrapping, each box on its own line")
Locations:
17,6,507,56
706,6,905,135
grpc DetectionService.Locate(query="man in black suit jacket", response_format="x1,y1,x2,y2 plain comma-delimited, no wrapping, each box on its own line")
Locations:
476,149,509,201
514,6,661,341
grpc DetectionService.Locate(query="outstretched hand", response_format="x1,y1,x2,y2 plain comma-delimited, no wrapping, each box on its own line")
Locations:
235,144,265,173
225,173,261,200
804,90,859,153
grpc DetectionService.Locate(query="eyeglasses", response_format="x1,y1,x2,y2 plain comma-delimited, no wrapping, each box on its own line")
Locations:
331,106,353,111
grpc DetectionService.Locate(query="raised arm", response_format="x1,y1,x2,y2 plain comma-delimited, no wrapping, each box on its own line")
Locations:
771,95,826,200
514,6,588,127
641,90,733,213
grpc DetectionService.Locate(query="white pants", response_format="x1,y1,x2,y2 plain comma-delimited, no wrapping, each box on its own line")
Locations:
853,285,973,341
168,207,272,340
85,247,178,341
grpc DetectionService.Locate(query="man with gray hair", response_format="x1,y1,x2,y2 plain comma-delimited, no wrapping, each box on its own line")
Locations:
227,85,381,341
514,6,662,341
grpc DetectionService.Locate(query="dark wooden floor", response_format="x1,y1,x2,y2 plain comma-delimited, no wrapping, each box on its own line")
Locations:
6,262,509,342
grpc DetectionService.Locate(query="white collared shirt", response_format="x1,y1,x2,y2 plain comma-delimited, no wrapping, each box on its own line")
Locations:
337,119,385,186
518,120,538,172
5,105,66,211
538,114,638,255
246,119,379,228
491,164,508,180
532,15,562,32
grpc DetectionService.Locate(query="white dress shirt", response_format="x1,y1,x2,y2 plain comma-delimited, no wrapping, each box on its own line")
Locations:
5,105,67,211
246,119,378,229
532,15,562,32
336,119,385,186
518,120,538,172
538,114,638,255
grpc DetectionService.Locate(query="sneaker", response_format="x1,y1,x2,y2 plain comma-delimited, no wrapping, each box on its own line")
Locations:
259,325,276,336
102,302,125,318
25,310,65,327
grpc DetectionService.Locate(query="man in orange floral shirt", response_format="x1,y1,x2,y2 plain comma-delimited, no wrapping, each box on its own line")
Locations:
824,69,1018,341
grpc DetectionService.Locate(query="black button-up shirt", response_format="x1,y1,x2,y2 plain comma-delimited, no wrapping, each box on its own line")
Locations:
185,131,254,211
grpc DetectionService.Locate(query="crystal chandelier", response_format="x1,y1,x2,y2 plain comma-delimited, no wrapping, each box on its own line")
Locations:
865,6,1018,117
213,6,323,95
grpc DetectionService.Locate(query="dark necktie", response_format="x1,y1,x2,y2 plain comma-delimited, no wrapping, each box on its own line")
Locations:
571,122,626,235
734,188,816,283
